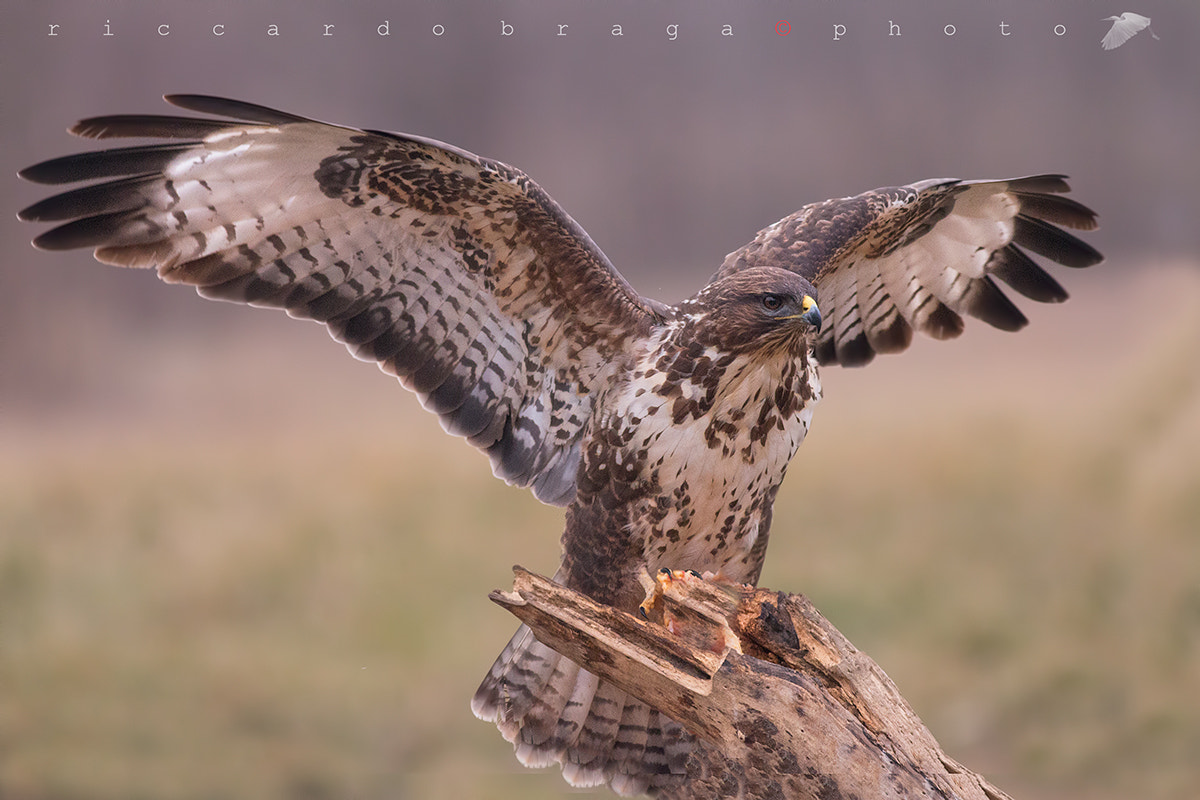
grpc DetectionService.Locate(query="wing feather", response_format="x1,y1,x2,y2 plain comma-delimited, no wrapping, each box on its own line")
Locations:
20,96,663,505
70,114,234,141
19,143,196,186
716,175,1101,366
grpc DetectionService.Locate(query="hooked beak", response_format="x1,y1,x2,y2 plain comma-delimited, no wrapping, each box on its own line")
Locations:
800,295,822,333
779,295,822,332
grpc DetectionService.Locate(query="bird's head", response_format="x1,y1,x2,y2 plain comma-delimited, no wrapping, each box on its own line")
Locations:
681,267,822,356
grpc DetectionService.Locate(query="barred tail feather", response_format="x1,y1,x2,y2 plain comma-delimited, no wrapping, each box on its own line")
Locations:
471,624,690,795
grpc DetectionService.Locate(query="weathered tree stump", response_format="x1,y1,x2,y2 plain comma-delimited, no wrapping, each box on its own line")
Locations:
491,567,1011,800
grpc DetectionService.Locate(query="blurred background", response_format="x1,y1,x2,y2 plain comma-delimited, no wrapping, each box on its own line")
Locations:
3,1,1198,798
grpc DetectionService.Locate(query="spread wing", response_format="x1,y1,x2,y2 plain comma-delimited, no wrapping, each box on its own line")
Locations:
1103,14,1151,50
19,95,664,505
714,175,1102,366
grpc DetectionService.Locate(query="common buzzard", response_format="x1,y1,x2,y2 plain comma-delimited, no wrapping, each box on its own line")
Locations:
19,96,1101,796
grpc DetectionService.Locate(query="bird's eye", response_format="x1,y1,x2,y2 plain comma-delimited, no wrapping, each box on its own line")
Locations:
762,294,784,311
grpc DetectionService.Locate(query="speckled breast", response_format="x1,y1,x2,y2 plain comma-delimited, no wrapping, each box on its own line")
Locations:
607,343,822,582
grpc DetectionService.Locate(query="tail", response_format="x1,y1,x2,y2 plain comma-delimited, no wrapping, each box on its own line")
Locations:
471,624,691,795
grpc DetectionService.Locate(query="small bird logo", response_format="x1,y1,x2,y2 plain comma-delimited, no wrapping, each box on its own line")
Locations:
1101,12,1160,50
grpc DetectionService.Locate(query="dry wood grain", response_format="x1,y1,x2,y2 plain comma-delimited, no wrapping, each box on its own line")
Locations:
492,567,1011,800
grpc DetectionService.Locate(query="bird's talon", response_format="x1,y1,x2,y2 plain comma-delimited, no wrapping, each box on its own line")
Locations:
640,567,708,621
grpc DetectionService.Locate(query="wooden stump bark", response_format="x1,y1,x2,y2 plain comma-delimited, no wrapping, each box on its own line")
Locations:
490,567,1011,800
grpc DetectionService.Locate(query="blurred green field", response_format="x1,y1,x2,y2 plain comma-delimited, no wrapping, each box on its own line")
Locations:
3,265,1199,800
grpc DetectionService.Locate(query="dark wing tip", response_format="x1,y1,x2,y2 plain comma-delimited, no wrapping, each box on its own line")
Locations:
833,332,875,367
988,244,1070,304
17,143,192,185
1015,191,1099,232
16,163,46,184
18,174,155,223
965,276,1029,332
27,210,135,251
814,336,838,365
18,199,57,222
921,302,965,341
1007,174,1071,194
70,114,232,140
867,313,914,356
1014,216,1104,268
18,157,74,185
163,94,311,125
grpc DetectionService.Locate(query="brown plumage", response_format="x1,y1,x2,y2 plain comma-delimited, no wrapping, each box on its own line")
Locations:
19,96,1102,796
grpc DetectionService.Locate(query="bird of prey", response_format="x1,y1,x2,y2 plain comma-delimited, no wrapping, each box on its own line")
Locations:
19,96,1101,796
1101,12,1160,50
